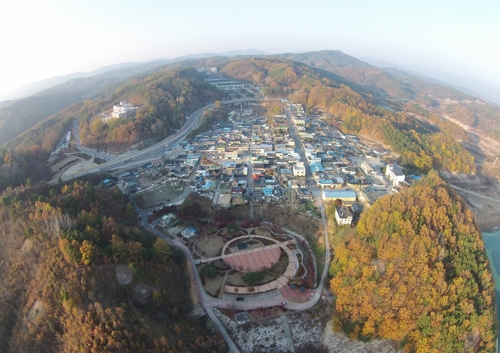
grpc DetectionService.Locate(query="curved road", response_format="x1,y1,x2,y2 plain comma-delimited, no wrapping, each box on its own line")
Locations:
133,185,330,352
133,199,240,353
73,119,119,162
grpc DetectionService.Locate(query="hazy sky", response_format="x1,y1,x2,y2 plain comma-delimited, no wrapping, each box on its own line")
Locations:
1,0,500,96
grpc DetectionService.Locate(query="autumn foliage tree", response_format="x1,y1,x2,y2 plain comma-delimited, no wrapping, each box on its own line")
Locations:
329,171,496,352
0,180,227,352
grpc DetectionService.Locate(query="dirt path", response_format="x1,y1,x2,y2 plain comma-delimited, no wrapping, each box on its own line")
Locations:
441,172,500,231
281,316,296,353
450,184,500,203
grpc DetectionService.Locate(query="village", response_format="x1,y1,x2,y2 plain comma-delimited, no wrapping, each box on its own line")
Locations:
115,97,418,230
103,96,420,352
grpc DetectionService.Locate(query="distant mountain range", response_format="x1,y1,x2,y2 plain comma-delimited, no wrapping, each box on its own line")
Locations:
0,49,269,104
361,57,500,106
2,48,500,150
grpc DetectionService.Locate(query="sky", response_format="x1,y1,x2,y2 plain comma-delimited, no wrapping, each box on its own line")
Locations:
1,0,500,96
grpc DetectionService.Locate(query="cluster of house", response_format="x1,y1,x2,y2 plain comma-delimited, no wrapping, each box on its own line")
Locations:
285,102,411,226
118,155,199,194
123,96,412,229
172,99,410,220
288,103,379,190
157,213,198,241
183,107,326,204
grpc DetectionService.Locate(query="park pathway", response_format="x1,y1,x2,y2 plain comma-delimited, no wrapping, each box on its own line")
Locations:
281,315,296,353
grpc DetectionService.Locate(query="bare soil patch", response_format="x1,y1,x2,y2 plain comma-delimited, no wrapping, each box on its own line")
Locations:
440,171,500,231
27,299,45,323
225,271,246,286
195,236,224,257
61,160,98,178
130,283,156,306
134,184,184,208
116,264,133,285
136,176,152,189
203,274,224,296
247,306,287,322
20,238,33,254
231,197,246,205
50,156,79,173
253,228,272,237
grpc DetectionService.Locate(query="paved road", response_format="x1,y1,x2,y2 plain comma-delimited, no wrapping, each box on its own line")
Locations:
245,162,254,220
130,193,240,353
285,108,317,188
284,105,332,306
63,105,209,181
73,120,119,162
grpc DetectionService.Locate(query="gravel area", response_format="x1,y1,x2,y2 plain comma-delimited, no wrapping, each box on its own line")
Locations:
322,322,399,353
288,309,326,350
214,309,289,353
214,303,399,353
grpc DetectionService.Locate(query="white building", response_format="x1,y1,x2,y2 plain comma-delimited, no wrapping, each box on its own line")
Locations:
293,116,306,126
196,67,218,74
293,163,306,177
335,206,353,226
181,227,197,240
160,213,176,226
111,101,137,119
206,78,245,91
385,162,405,186
361,161,375,175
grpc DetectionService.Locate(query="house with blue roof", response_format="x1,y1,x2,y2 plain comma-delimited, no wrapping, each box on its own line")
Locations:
309,162,325,174
322,189,357,204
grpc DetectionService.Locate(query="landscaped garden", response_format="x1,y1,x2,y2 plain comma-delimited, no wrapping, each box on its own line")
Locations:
191,222,316,298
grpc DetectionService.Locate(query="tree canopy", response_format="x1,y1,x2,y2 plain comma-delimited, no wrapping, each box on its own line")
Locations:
329,171,496,352
0,179,227,352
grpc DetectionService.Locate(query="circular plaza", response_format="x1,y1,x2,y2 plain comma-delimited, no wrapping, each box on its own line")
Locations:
193,224,315,298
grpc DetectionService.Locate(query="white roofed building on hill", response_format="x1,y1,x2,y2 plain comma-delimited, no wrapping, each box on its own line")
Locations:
385,161,405,186
111,101,137,119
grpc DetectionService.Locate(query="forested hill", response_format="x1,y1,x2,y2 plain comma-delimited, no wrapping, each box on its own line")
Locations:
6,68,223,154
220,57,476,174
0,179,227,352
0,93,82,146
276,50,415,99
77,68,224,152
329,171,497,352
4,49,500,152
0,68,222,193
278,50,372,69
0,62,176,147
385,67,500,141
275,51,500,141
